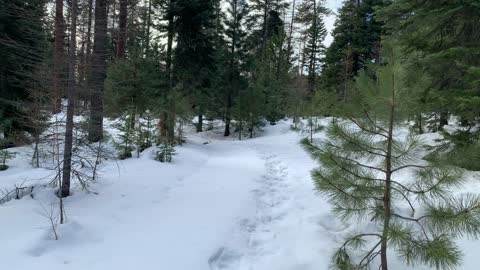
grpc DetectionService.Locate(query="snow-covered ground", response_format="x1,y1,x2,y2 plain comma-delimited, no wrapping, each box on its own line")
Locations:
1,119,480,269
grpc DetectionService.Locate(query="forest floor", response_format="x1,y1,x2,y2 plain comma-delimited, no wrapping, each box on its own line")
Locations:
1,119,480,270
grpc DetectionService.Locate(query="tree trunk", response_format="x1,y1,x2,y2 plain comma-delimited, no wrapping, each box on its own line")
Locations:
61,0,78,198
224,0,238,137
117,0,127,58
197,113,203,133
261,0,269,53
286,0,295,64
380,60,397,270
166,0,175,141
439,111,448,130
53,0,65,114
144,0,152,55
308,0,317,94
88,0,108,142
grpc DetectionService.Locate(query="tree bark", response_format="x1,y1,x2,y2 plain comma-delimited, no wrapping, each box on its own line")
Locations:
286,0,296,64
307,0,317,94
224,0,238,137
380,59,397,270
61,0,78,198
117,0,127,58
88,0,108,142
166,0,176,141
144,0,152,55
197,113,203,133
53,0,65,114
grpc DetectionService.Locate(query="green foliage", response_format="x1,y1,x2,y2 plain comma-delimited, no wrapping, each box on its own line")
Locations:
105,57,164,117
114,113,135,160
0,149,15,171
426,130,480,171
296,0,329,93
0,0,46,140
302,49,480,269
320,0,384,99
155,141,176,163
380,0,480,134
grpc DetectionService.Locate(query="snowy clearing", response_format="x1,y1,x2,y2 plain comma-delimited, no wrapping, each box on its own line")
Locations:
1,119,480,270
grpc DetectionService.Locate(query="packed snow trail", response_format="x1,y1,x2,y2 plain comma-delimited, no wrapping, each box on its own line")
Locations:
2,120,480,270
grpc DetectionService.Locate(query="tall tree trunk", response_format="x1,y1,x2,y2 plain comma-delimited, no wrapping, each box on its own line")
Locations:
144,0,152,55
117,0,127,58
261,0,269,53
380,58,397,270
61,0,78,198
53,0,65,114
88,0,108,142
286,0,296,64
166,0,175,141
224,0,238,137
308,0,317,94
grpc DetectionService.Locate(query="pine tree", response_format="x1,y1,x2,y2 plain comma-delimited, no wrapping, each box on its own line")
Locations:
320,0,384,99
303,45,480,270
223,0,248,136
0,0,46,143
0,149,15,171
296,0,328,94
174,0,219,132
380,0,480,168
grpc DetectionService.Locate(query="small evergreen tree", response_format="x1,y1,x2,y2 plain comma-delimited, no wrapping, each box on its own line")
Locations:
0,149,15,171
115,112,135,160
155,140,175,163
303,45,480,270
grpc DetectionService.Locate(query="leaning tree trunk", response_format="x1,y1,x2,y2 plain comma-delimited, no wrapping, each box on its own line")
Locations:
88,0,108,142
61,0,78,198
53,0,65,114
117,0,127,58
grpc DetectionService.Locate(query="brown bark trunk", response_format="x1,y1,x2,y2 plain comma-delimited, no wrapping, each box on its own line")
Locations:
88,0,108,142
380,60,397,270
117,0,127,58
61,0,78,198
53,0,65,114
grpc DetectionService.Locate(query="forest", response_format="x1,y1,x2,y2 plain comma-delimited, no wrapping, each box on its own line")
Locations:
1,0,480,270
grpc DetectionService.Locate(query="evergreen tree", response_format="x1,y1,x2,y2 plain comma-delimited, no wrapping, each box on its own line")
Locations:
380,0,480,168
0,0,46,143
320,0,384,99
303,45,480,270
174,0,219,132
296,0,328,94
222,0,249,136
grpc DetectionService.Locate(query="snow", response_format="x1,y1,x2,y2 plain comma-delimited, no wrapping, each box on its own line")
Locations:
1,119,480,270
